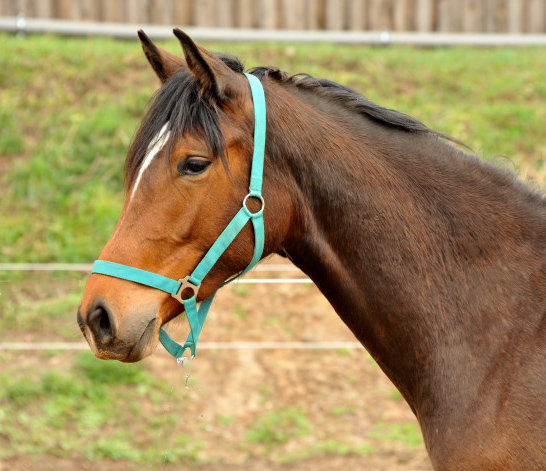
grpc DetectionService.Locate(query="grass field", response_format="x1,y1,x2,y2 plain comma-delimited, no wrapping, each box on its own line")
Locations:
1,34,545,263
0,33,545,469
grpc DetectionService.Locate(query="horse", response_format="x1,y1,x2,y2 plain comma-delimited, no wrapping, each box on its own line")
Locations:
78,29,546,470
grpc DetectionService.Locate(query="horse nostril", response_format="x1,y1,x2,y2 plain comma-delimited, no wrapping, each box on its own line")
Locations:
88,302,117,345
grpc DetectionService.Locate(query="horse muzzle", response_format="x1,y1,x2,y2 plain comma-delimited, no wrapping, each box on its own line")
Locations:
77,301,159,362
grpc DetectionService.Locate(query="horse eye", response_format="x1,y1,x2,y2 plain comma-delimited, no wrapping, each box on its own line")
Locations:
177,158,211,176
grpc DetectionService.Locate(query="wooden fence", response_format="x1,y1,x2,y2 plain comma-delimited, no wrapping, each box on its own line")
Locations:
1,0,546,33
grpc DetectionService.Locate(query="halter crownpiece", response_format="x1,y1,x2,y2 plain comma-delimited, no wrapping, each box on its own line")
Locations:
91,72,266,359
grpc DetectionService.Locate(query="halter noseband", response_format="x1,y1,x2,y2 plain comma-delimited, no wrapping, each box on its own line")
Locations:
91,73,266,359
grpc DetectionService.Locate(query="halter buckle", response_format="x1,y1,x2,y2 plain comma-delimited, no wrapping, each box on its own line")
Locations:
172,276,200,304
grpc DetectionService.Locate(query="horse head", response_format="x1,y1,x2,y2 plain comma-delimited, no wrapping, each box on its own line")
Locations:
78,30,290,362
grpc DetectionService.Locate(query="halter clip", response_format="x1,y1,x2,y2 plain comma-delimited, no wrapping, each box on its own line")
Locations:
172,276,200,304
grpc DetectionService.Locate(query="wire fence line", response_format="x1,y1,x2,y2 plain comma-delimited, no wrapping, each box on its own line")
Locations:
0,262,303,273
0,263,337,351
0,263,311,283
0,341,363,351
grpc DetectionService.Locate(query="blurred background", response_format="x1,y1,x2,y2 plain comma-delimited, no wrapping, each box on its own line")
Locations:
0,1,545,470
1,0,546,33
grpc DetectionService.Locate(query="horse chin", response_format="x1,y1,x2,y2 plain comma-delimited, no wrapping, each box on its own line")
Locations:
122,316,159,362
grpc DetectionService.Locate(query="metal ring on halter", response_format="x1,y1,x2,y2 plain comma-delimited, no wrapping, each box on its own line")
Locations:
242,193,265,216
171,276,200,304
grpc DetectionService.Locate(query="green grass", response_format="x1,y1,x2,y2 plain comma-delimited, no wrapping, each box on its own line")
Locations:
233,303,248,319
369,422,424,448
331,405,358,416
0,351,203,464
1,34,146,262
233,283,251,297
313,440,374,456
246,407,311,446
1,34,545,263
0,272,84,340
388,388,403,401
277,439,374,464
216,414,234,426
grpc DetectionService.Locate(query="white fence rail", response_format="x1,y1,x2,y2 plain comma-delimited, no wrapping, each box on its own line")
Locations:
2,17,546,46
0,341,363,350
0,262,303,273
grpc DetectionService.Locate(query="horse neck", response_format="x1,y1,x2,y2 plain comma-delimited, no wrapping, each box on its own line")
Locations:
265,83,546,418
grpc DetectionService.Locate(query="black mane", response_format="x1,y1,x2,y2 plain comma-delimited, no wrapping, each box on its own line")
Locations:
249,65,456,140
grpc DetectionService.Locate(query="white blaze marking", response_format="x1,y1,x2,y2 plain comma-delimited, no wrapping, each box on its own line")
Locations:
130,122,171,199
109,123,171,242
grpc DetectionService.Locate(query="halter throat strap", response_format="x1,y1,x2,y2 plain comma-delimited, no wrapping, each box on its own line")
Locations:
91,73,266,359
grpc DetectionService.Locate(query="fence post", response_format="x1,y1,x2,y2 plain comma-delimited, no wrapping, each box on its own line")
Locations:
393,0,415,32
77,0,100,22
125,0,143,23
495,0,509,32
12,0,33,16
369,0,391,30
415,0,432,31
325,0,346,30
306,0,320,30
527,0,546,32
281,0,306,29
507,0,523,32
462,0,481,32
174,0,192,26
217,0,234,27
347,0,366,31
193,0,215,27
101,0,123,23
258,0,277,29
482,0,500,32
0,0,12,15
150,0,175,24
438,0,457,32
237,0,255,28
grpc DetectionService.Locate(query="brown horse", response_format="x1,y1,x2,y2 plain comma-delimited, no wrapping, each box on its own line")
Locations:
78,30,546,470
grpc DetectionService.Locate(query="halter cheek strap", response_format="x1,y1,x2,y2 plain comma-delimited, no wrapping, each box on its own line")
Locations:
91,73,266,359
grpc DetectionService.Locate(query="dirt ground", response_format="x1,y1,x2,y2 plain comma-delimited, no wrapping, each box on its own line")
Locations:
1,257,433,471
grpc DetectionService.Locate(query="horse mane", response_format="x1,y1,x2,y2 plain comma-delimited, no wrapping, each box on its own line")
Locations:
249,64,544,205
251,66,430,132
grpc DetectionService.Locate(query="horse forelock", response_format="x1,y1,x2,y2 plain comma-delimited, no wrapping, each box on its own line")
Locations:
125,55,244,190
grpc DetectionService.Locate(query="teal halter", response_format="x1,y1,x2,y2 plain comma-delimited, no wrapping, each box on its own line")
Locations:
91,72,266,359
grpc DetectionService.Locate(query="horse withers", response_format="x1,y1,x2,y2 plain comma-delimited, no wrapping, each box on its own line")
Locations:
78,30,546,470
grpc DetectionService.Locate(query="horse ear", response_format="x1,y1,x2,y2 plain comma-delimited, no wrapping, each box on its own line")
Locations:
173,28,238,100
138,30,185,83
